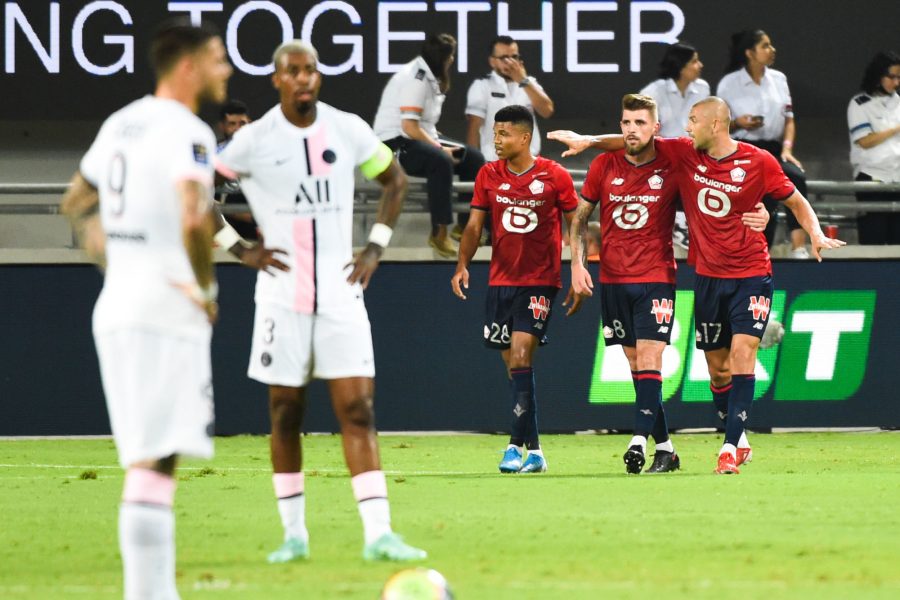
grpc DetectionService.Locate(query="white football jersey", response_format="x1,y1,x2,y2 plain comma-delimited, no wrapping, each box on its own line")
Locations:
80,96,217,339
217,102,385,315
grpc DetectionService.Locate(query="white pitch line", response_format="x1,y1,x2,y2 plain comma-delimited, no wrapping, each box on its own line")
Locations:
0,464,484,476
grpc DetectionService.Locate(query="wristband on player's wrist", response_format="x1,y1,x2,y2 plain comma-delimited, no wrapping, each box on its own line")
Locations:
368,223,393,248
214,221,245,252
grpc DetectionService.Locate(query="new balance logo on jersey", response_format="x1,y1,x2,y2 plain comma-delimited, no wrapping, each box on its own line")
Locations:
611,177,625,186
640,409,653,416
651,298,674,324
657,326,669,334
748,296,771,320
528,179,544,195
529,296,550,321
696,164,708,173
753,322,764,330
647,174,663,190
499,183,511,190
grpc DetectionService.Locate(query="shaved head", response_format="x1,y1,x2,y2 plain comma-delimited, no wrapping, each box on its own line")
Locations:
692,96,732,126
686,96,733,151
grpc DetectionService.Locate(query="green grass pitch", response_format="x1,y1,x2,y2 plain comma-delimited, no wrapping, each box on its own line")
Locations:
1,433,898,599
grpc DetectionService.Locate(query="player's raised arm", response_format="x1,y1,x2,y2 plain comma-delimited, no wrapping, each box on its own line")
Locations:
546,131,625,157
783,191,846,261
61,172,106,266
347,153,408,289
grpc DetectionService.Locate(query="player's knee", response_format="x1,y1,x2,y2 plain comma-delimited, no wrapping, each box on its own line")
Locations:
707,364,731,386
635,347,664,371
507,347,532,369
339,395,375,430
269,394,303,432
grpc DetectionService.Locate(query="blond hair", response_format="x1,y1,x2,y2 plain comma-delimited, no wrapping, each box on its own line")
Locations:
272,40,319,69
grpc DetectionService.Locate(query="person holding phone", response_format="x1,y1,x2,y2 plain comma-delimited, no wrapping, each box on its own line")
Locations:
717,29,810,258
373,33,484,257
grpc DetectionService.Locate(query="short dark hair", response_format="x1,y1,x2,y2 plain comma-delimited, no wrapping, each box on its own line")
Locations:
860,51,900,95
658,42,698,80
219,99,248,121
150,18,220,79
421,33,456,93
490,35,516,55
725,29,766,74
494,105,534,134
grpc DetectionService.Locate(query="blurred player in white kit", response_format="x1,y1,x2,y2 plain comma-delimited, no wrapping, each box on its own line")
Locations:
61,19,231,599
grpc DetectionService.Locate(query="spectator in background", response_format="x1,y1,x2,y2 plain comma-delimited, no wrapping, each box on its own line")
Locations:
848,51,900,244
218,99,250,142
373,33,484,257
217,100,257,241
718,29,810,258
465,36,554,163
463,35,554,243
640,42,709,250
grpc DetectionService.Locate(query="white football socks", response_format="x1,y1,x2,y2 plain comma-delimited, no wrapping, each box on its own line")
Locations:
628,435,648,452
119,468,178,600
655,439,674,453
352,471,391,546
738,431,751,449
273,473,308,542
119,503,179,600
721,443,737,458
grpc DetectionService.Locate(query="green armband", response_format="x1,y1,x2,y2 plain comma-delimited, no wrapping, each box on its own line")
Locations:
360,143,394,180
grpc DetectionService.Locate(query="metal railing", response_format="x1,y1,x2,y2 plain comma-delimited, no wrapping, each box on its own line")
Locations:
3,179,900,215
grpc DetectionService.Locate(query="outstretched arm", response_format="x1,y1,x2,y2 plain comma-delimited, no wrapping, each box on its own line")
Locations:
546,131,625,157
783,191,846,261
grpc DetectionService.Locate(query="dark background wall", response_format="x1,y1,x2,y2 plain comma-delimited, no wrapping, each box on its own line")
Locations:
1,260,895,436
3,1,900,175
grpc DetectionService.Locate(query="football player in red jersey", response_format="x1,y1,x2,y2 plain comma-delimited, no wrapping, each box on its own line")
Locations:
571,94,769,474
551,96,844,474
451,104,581,474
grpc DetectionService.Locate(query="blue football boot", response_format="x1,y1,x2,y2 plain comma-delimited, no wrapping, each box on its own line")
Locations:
518,452,548,473
498,446,523,473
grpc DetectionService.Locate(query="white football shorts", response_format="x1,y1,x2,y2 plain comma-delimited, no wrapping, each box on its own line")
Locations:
247,302,375,387
94,328,215,467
